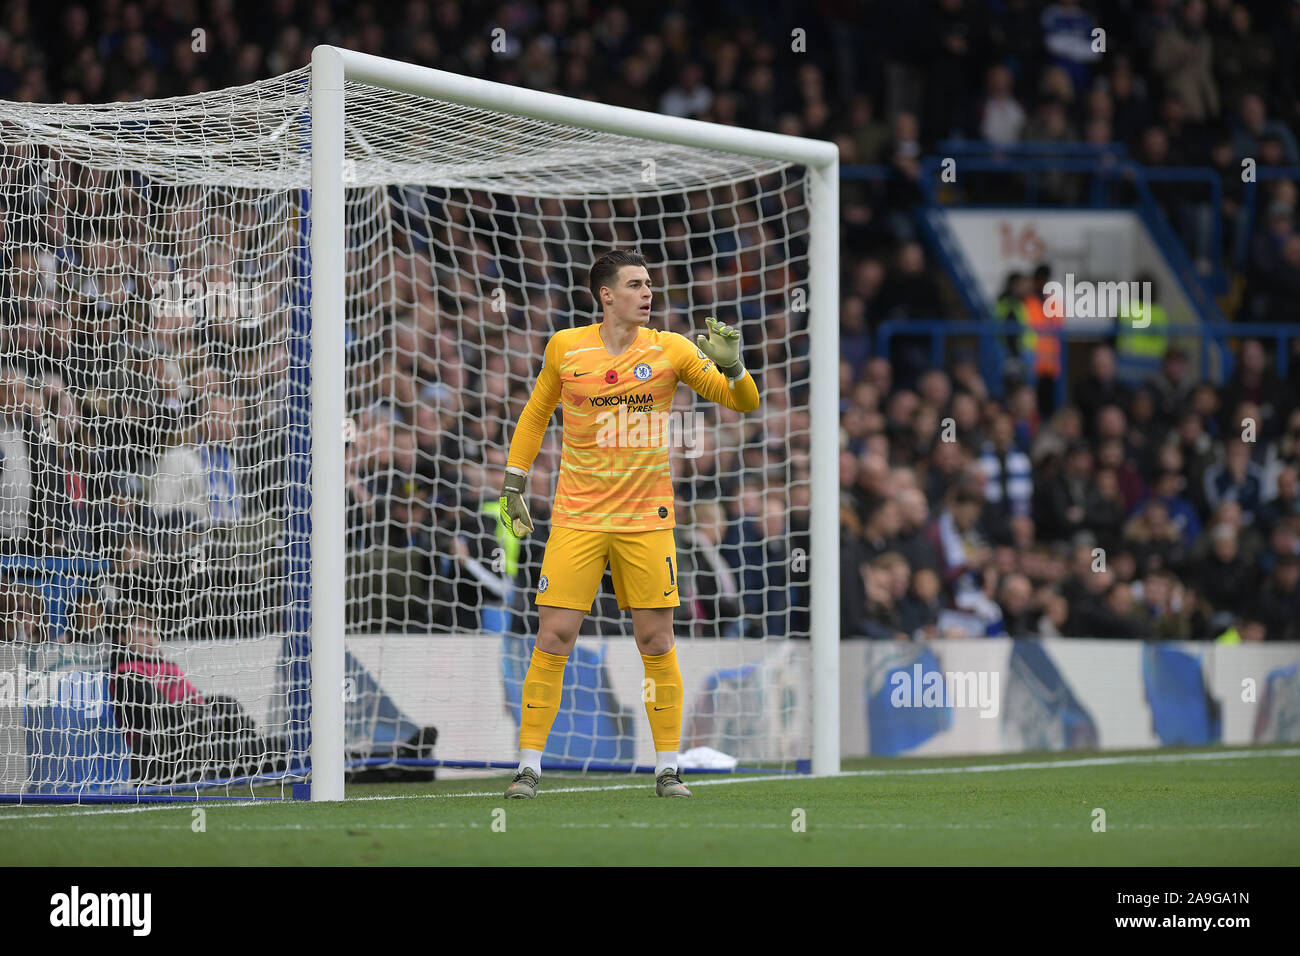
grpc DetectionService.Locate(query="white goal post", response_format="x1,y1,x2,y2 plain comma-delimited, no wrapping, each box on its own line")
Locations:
0,46,836,803
307,46,840,800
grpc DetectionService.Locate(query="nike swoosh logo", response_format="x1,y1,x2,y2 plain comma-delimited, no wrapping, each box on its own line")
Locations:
573,371,589,377
525,704,545,709
653,706,673,711
663,588,677,597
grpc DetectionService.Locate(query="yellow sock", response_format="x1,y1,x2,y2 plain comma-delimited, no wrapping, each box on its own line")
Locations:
519,646,567,752
641,647,683,752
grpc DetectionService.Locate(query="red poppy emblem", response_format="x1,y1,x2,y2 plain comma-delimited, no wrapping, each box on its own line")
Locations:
605,369,618,384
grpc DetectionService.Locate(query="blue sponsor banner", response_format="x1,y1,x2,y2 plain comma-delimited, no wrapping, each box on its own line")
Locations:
501,634,633,764
1254,661,1299,743
1003,640,1098,750
1141,644,1221,746
866,647,953,755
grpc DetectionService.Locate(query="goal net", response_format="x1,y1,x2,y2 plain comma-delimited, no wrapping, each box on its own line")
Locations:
0,49,835,803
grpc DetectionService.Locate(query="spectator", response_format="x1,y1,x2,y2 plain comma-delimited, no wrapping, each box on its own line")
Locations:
1255,553,1300,641
1215,614,1267,643
852,553,908,641
1156,94,1205,167
976,63,1026,145
109,604,285,784
1192,522,1258,619
1213,4,1276,113
898,566,944,639
1173,408,1217,510
1257,464,1300,534
977,411,1033,540
1041,0,1102,93
1086,467,1127,553
859,496,903,564
1073,346,1132,441
995,271,1033,368
0,582,47,642
1106,57,1151,148
150,392,246,528
1203,438,1267,526
878,243,945,388
1138,568,1194,639
845,94,889,164
1037,588,1070,637
1145,346,1196,433
924,435,969,509
659,62,712,118
1122,497,1188,575
1040,441,1092,541
1023,99,1080,202
1144,453,1202,549
1206,132,1248,261
1219,339,1281,442
995,572,1038,637
885,111,924,236
1089,580,1150,638
10,0,1300,661
679,498,743,638
1257,518,1300,577
893,486,941,573
1190,500,1263,567
924,482,992,593
1151,0,1219,124
1231,92,1300,166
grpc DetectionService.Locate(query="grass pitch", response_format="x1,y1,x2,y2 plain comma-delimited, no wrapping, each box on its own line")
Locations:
3,747,1297,866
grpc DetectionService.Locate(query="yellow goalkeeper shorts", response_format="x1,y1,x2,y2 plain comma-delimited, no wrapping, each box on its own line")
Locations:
536,526,680,611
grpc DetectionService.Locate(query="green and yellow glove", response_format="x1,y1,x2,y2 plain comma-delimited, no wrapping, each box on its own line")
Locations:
696,316,746,381
499,467,534,538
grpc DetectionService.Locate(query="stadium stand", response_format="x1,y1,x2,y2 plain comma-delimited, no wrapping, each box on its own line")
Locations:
2,0,1300,648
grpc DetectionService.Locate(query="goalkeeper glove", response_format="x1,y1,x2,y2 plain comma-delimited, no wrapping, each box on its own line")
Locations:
499,466,534,538
696,316,746,380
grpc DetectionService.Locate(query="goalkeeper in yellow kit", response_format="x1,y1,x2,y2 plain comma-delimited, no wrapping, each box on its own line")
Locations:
498,249,760,798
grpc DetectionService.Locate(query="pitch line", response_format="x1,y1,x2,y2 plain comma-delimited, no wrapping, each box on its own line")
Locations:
381,746,1300,801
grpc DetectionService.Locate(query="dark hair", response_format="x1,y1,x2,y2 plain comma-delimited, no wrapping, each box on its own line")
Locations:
588,249,648,310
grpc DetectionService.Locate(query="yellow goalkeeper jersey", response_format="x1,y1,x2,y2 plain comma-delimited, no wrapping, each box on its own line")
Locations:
506,322,760,532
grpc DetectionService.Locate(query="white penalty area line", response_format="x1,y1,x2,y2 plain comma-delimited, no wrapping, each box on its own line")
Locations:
2,747,1296,819
0,799,267,822
351,746,1300,801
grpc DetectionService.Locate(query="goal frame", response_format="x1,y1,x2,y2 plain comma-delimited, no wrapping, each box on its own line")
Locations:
307,45,840,801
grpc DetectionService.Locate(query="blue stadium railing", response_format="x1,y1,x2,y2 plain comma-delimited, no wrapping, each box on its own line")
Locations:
850,144,1300,282
843,145,1300,399
872,319,1300,400
916,143,1229,304
926,141,1229,290
1241,164,1300,267
0,555,110,641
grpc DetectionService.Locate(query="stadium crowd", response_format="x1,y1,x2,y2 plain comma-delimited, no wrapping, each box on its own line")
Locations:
1,0,1300,642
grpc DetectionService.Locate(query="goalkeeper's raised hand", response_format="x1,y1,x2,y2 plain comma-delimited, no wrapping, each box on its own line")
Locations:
696,316,746,381
499,466,534,538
